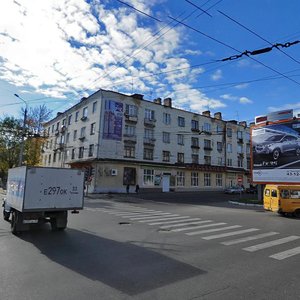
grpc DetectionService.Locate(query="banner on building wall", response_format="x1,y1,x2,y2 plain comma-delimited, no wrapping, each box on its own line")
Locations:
252,119,300,183
103,100,123,140
123,167,136,185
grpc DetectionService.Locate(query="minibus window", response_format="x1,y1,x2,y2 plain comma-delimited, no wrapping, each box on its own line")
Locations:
281,190,289,199
265,189,270,196
271,190,277,197
290,190,300,199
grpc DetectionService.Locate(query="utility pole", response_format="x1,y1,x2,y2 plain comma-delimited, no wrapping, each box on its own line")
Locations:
14,94,28,166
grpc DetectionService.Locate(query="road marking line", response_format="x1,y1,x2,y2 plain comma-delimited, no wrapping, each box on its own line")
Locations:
221,232,280,245
139,216,190,223
203,228,260,240
172,222,227,232
130,213,177,220
269,246,300,260
160,220,212,229
149,218,201,226
243,236,300,252
110,210,157,215
120,212,166,218
186,225,242,236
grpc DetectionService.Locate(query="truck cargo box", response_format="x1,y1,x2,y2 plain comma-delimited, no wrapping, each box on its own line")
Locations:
6,166,84,212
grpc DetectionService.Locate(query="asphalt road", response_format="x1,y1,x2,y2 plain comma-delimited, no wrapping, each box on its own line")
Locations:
0,191,299,300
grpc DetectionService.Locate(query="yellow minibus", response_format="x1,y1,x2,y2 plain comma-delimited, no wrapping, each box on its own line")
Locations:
264,185,300,217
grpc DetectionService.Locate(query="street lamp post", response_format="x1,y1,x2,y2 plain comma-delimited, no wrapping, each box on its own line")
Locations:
14,94,28,166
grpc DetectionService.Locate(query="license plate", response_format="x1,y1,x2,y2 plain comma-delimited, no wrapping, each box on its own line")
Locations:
23,220,38,224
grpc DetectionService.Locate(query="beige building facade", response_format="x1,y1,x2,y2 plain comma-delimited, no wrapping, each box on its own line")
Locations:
42,89,251,193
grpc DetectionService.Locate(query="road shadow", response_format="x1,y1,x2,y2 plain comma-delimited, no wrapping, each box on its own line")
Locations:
19,228,205,295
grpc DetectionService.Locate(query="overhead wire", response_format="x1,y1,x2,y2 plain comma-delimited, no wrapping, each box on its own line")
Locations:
168,16,300,87
218,10,300,65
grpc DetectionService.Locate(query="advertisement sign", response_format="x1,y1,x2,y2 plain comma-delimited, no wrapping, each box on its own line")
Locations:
103,100,123,140
252,119,300,183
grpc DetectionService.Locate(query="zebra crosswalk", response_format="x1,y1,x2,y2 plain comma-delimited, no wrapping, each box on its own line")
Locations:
85,203,300,261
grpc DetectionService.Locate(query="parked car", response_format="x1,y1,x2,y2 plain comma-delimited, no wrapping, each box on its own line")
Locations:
224,186,245,194
246,186,258,194
254,133,300,160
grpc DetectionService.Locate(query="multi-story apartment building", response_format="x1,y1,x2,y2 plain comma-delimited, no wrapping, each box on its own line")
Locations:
42,89,251,193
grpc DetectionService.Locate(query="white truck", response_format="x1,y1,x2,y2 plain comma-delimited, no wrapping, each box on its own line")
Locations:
2,166,84,234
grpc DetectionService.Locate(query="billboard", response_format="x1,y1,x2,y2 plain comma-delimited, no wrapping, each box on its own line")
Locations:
252,119,300,183
103,100,123,141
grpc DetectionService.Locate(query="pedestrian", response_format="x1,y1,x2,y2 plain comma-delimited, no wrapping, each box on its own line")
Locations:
135,184,140,194
126,184,130,194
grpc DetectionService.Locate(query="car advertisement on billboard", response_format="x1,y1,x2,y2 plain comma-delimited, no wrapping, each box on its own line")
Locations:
252,119,300,183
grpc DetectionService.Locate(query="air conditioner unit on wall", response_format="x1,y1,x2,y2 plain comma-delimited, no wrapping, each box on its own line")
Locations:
111,169,118,176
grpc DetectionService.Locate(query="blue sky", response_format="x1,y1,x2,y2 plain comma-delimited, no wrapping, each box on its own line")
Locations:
1,0,300,123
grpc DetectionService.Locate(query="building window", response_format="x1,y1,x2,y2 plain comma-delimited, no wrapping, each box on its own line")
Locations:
80,127,86,138
177,134,184,145
238,158,243,168
51,124,55,133
163,113,171,125
143,148,153,160
82,107,88,118
50,140,53,149
68,115,72,125
53,152,56,163
176,171,185,186
143,169,154,185
238,144,243,154
126,104,138,116
75,111,79,122
73,130,77,141
124,145,135,158
56,122,60,131
204,139,211,149
204,155,211,165
71,149,75,159
216,174,223,187
48,154,51,164
125,125,136,136
217,142,223,152
178,116,185,127
227,143,232,153
90,123,96,135
144,128,154,139
177,152,184,163
62,119,66,126
163,151,170,162
145,109,155,120
79,146,84,158
47,127,50,136
227,127,232,137
191,137,199,147
246,144,250,155
203,122,211,133
247,158,250,169
227,158,232,166
163,132,170,143
204,173,211,186
216,125,223,133
88,144,94,157
192,154,199,164
191,172,199,186
191,120,199,130
218,157,223,165
60,135,65,144
237,131,243,139
92,101,97,113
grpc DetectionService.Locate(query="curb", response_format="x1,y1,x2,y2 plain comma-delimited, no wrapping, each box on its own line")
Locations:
229,200,263,208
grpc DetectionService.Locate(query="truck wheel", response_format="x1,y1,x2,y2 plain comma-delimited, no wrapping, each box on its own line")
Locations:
11,211,20,234
50,218,66,231
294,209,300,218
3,209,10,221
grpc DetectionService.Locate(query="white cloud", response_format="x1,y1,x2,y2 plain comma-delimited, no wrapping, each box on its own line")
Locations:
211,69,222,81
268,102,300,112
239,97,253,104
184,49,202,55
235,83,249,89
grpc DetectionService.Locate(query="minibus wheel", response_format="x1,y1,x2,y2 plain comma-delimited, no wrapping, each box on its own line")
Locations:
294,209,300,218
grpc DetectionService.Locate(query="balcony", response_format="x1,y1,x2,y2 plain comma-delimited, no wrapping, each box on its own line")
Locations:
123,134,137,143
191,127,200,133
144,118,156,127
81,116,87,121
191,144,200,149
143,137,156,146
60,125,66,133
238,138,244,144
78,136,86,141
125,114,138,123
238,152,244,158
204,146,213,151
55,130,59,136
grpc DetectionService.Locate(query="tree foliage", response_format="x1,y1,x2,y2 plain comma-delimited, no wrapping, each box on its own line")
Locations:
0,104,52,183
